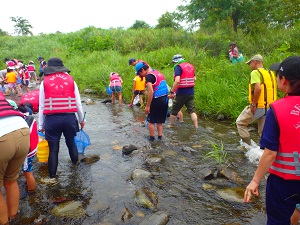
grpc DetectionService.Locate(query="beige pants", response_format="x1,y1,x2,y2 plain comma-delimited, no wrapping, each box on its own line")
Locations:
236,106,267,140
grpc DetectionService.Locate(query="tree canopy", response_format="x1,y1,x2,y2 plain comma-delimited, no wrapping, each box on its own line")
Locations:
10,16,33,36
176,0,300,33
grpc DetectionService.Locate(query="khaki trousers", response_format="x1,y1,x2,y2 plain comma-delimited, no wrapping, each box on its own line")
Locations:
236,106,267,140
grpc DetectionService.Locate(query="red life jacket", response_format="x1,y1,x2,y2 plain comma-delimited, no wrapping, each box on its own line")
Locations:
27,65,35,72
25,115,38,157
20,90,40,113
175,62,195,88
109,73,122,87
270,96,300,180
24,71,30,79
149,70,168,98
43,72,77,114
0,93,24,118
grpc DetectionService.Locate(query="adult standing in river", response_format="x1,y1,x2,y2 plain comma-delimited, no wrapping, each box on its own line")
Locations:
0,92,30,225
135,62,168,141
169,54,198,128
236,54,277,145
244,56,300,225
38,57,85,184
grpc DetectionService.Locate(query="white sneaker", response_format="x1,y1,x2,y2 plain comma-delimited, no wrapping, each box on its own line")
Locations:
41,177,58,185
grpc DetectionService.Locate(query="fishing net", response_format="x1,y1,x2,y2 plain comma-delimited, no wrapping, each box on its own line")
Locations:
74,129,91,154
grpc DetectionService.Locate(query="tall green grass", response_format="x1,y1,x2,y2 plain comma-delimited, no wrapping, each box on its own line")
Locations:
0,25,299,120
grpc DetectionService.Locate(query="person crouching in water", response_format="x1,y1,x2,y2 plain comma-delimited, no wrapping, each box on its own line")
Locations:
38,57,85,184
109,72,123,105
135,62,169,141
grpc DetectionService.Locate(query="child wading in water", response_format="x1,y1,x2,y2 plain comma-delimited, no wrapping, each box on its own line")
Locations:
109,72,123,105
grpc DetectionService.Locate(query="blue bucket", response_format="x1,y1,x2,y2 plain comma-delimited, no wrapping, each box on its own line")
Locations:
105,86,112,95
74,129,91,154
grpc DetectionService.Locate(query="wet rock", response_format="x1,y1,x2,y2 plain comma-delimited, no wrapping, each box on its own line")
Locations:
134,187,158,211
33,215,49,224
219,168,244,185
85,98,95,105
84,89,96,94
202,183,216,191
139,211,170,225
131,169,152,180
145,157,162,164
122,144,138,155
51,201,86,218
216,113,226,120
160,150,178,158
80,154,100,164
121,206,133,222
181,146,197,153
101,99,112,103
199,167,215,179
216,187,245,203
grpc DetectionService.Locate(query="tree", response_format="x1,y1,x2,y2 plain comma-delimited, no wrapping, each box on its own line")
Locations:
10,16,33,36
0,28,9,36
129,20,151,29
156,12,181,29
176,0,300,33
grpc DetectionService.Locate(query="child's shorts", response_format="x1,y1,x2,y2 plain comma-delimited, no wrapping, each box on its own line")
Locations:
22,155,35,172
7,83,17,88
110,86,122,93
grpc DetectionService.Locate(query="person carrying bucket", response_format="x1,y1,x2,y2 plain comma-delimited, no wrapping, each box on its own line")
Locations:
38,57,85,185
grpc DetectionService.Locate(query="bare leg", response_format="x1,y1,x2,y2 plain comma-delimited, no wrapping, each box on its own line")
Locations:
118,92,122,105
129,94,136,105
170,114,176,125
111,92,115,104
191,112,198,128
139,95,143,105
23,172,36,192
4,180,20,219
156,123,163,137
0,192,8,224
148,122,155,137
177,110,184,122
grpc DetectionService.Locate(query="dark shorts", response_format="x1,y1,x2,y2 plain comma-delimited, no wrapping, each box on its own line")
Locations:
266,174,300,225
110,86,122,93
44,113,79,141
134,90,144,95
171,94,195,115
147,95,168,124
22,80,29,86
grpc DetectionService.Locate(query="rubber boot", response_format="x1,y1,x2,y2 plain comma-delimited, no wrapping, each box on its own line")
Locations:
242,137,251,145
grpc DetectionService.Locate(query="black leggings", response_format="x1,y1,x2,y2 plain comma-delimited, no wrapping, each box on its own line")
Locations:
47,139,78,178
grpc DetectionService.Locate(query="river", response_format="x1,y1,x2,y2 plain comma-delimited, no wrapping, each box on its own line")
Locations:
8,92,267,225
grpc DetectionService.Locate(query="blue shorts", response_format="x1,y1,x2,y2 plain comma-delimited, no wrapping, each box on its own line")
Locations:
110,86,121,93
22,155,34,172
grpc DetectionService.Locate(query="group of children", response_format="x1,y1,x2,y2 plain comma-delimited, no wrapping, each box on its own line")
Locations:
1,58,37,96
108,58,147,106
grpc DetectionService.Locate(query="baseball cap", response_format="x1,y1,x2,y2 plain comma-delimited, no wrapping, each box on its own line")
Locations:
135,62,145,74
128,58,136,65
172,54,184,63
246,54,263,64
272,56,300,80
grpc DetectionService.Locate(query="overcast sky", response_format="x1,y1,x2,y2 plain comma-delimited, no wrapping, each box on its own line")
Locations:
0,0,183,35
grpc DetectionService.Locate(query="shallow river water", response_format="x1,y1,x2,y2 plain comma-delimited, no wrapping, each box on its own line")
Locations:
10,94,267,225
